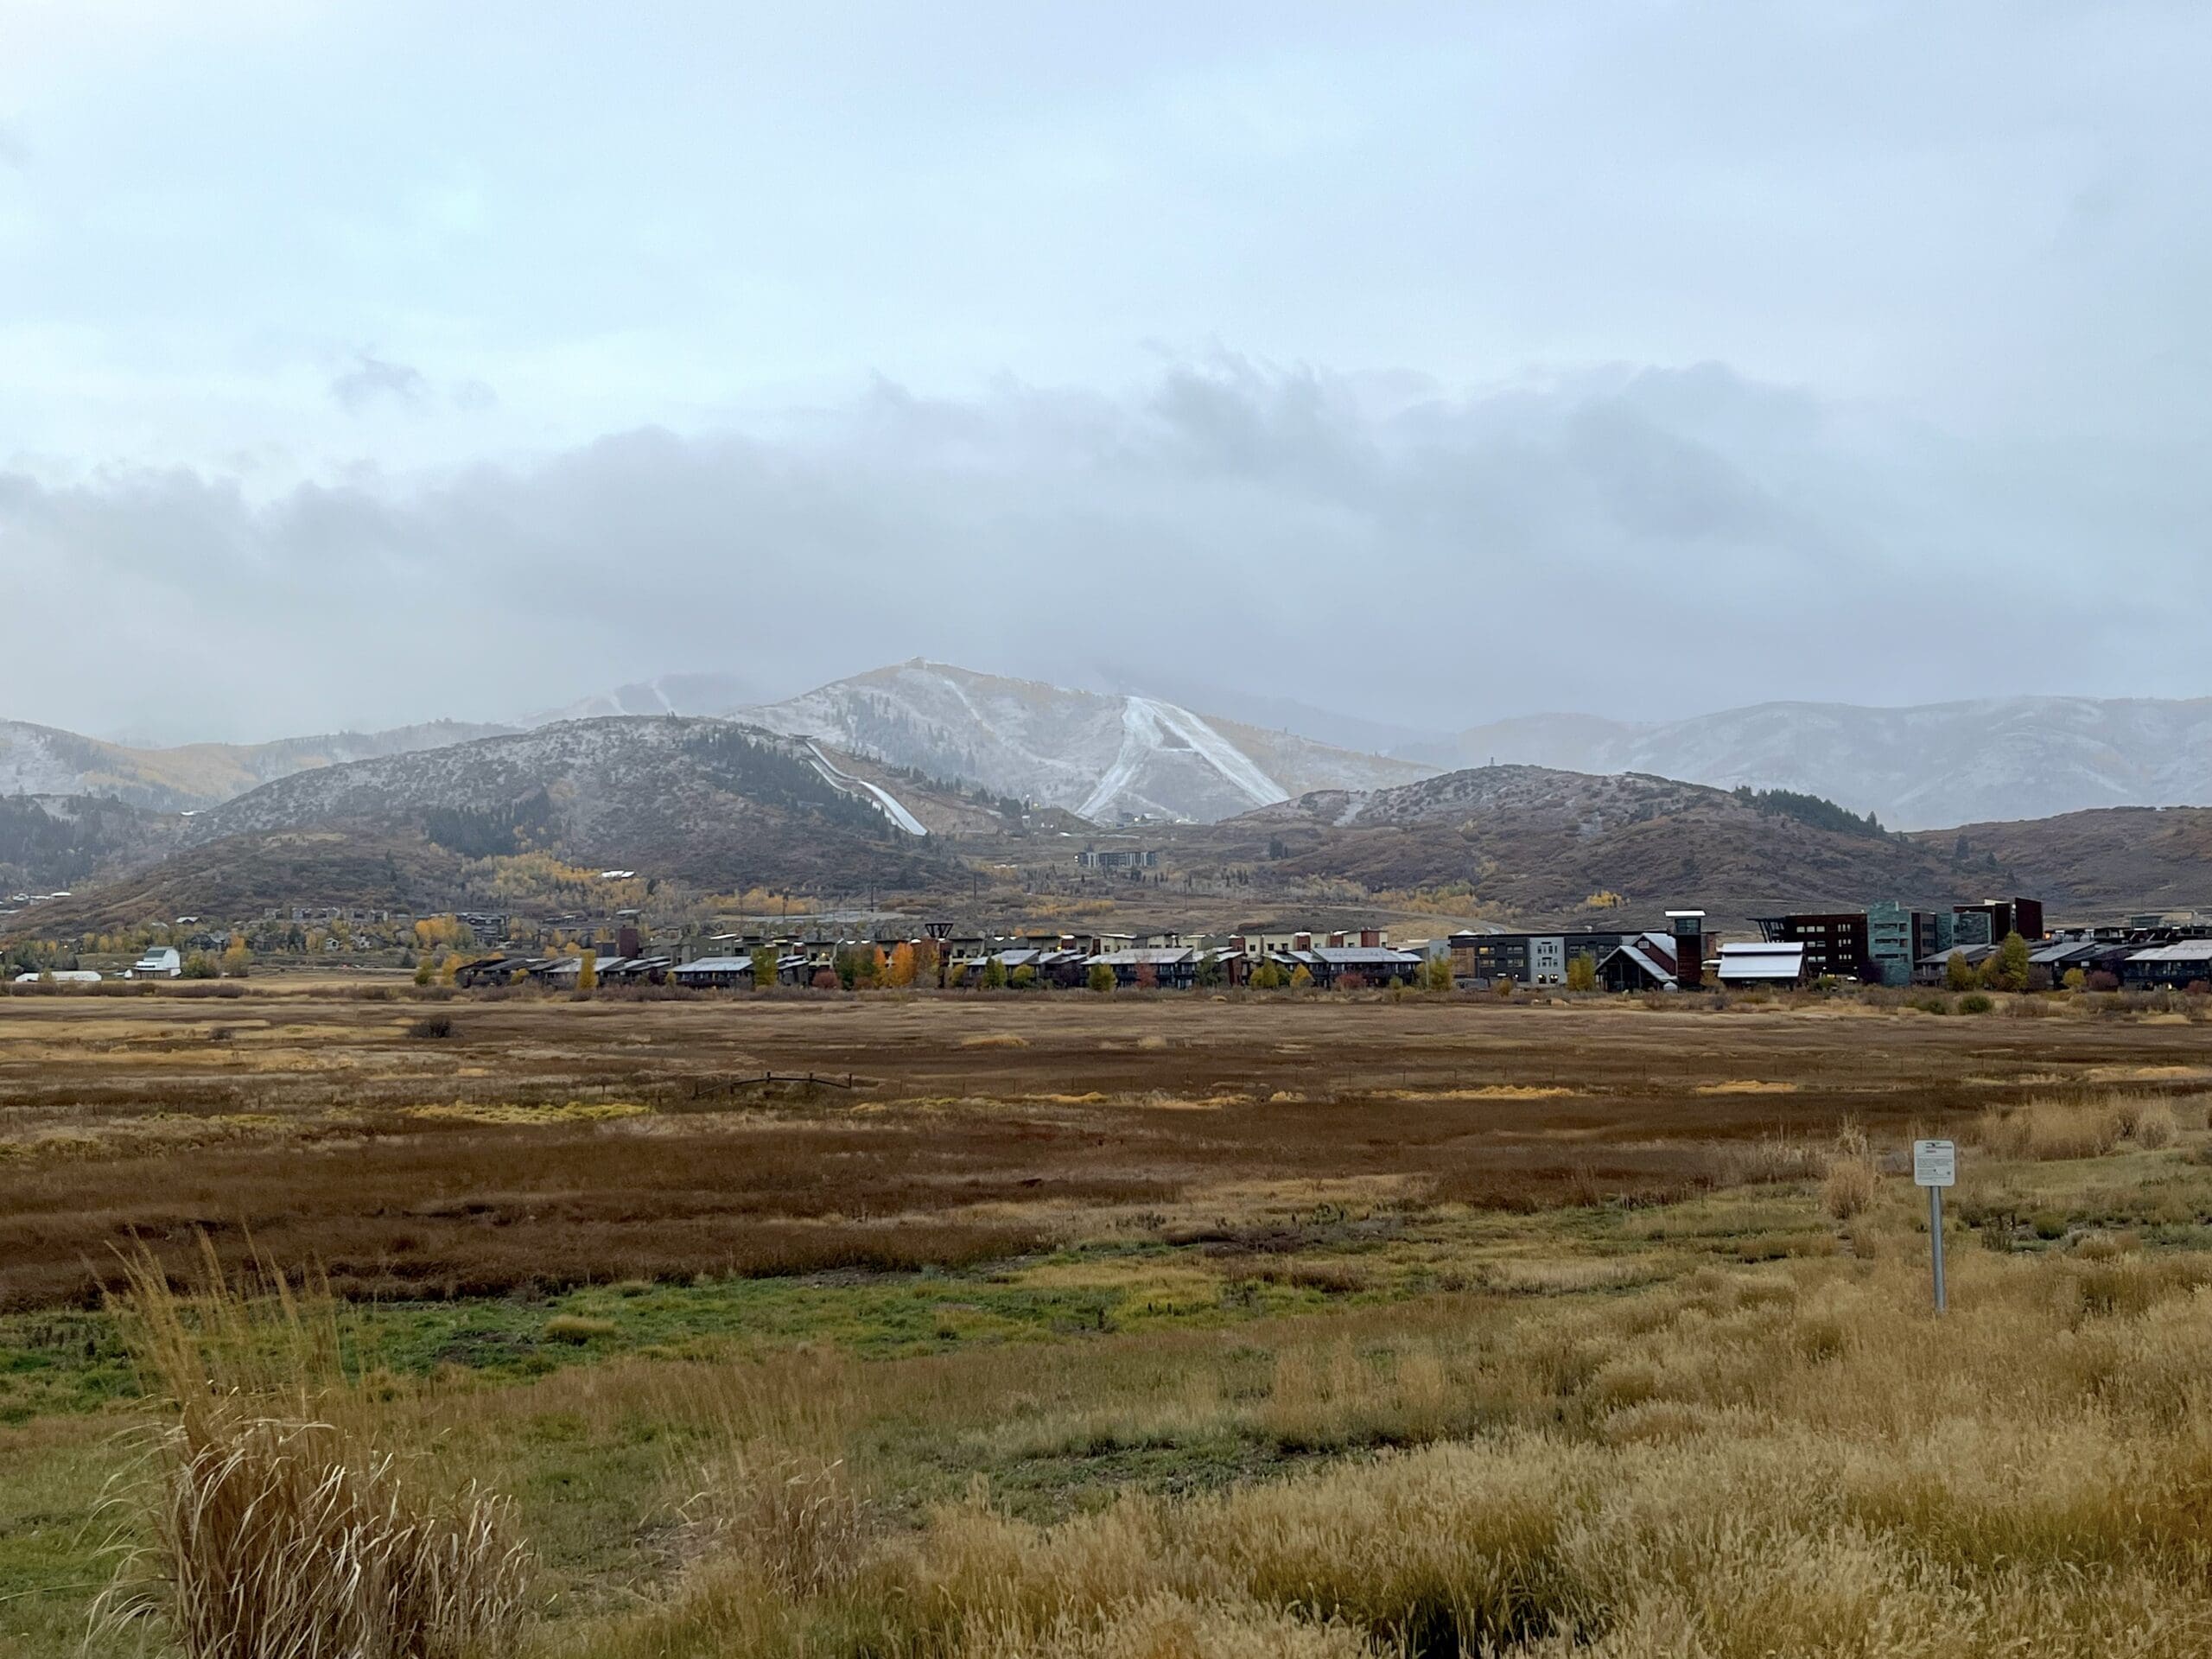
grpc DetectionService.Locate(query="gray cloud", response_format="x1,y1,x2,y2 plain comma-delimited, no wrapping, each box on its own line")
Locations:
7,359,2208,743
328,352,430,413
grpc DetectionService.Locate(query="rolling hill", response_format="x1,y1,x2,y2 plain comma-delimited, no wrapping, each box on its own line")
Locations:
13,830,474,938
1906,807,2212,916
181,717,956,890
12,717,969,935
0,718,517,813
1408,696,2212,831
0,794,182,899
1210,766,2212,928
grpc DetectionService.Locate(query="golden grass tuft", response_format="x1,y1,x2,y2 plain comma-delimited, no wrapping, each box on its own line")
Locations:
1819,1120,1879,1219
1974,1096,2124,1161
741,1255,2212,1658
2133,1101,2180,1150
543,1313,620,1344
1820,1154,1878,1219
97,1246,532,1659
679,1452,866,1600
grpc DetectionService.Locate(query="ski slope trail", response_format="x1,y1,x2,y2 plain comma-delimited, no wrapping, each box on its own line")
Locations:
1077,697,1288,822
922,666,1087,782
804,744,929,836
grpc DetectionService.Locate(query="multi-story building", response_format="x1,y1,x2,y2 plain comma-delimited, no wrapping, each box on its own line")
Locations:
1952,897,2045,945
1865,902,1952,987
1448,929,1637,988
1757,900,2044,986
1752,912,1873,982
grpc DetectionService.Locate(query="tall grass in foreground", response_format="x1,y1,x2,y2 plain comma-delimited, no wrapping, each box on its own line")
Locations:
96,1246,532,1658
566,1240,2212,1659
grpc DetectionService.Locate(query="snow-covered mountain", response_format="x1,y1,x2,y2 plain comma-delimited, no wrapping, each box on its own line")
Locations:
1407,697,2212,831
181,717,950,886
736,660,1433,824
524,671,762,724
0,718,518,813
29,664,2205,836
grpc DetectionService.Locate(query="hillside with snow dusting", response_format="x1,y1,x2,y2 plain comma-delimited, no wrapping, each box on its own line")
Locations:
739,661,1431,823
1407,697,2212,830
0,718,518,813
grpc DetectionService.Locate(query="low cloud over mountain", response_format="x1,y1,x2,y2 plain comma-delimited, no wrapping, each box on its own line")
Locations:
5,358,2208,743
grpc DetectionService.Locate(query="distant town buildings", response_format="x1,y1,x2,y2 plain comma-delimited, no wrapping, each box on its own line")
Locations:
1076,847,1159,870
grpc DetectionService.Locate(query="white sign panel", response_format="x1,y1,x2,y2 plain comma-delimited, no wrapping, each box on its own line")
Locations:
1912,1139,1956,1188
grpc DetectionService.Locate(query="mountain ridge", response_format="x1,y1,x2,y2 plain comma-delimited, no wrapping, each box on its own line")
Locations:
734,659,1432,824
1210,765,2211,928
11,668,2211,836
1403,696,2212,830
0,718,518,814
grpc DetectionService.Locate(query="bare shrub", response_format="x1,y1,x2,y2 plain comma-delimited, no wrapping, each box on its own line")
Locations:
1820,1120,1878,1218
1821,1155,1878,1219
2110,1093,2157,1137
405,1013,454,1040
2133,1102,2179,1150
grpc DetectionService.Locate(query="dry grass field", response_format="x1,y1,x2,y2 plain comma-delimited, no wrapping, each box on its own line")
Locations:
2,984,2211,1653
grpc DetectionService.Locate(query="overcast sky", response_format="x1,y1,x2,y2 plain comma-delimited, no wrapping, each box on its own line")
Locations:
3,1,2208,742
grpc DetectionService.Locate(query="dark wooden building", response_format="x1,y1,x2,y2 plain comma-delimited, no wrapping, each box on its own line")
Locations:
1752,912,1874,982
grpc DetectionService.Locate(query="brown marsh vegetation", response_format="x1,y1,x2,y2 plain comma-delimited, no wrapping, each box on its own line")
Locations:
2,988,2205,1306
5,987,2212,1652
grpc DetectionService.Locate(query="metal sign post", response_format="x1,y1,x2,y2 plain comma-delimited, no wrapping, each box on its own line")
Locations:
1913,1139,1956,1313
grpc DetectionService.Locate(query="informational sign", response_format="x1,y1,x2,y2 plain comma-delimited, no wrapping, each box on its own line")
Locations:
1913,1139,1957,1188
1912,1139,1955,1313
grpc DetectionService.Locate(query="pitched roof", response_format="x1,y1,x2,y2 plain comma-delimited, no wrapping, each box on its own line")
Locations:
1605,935,1680,984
